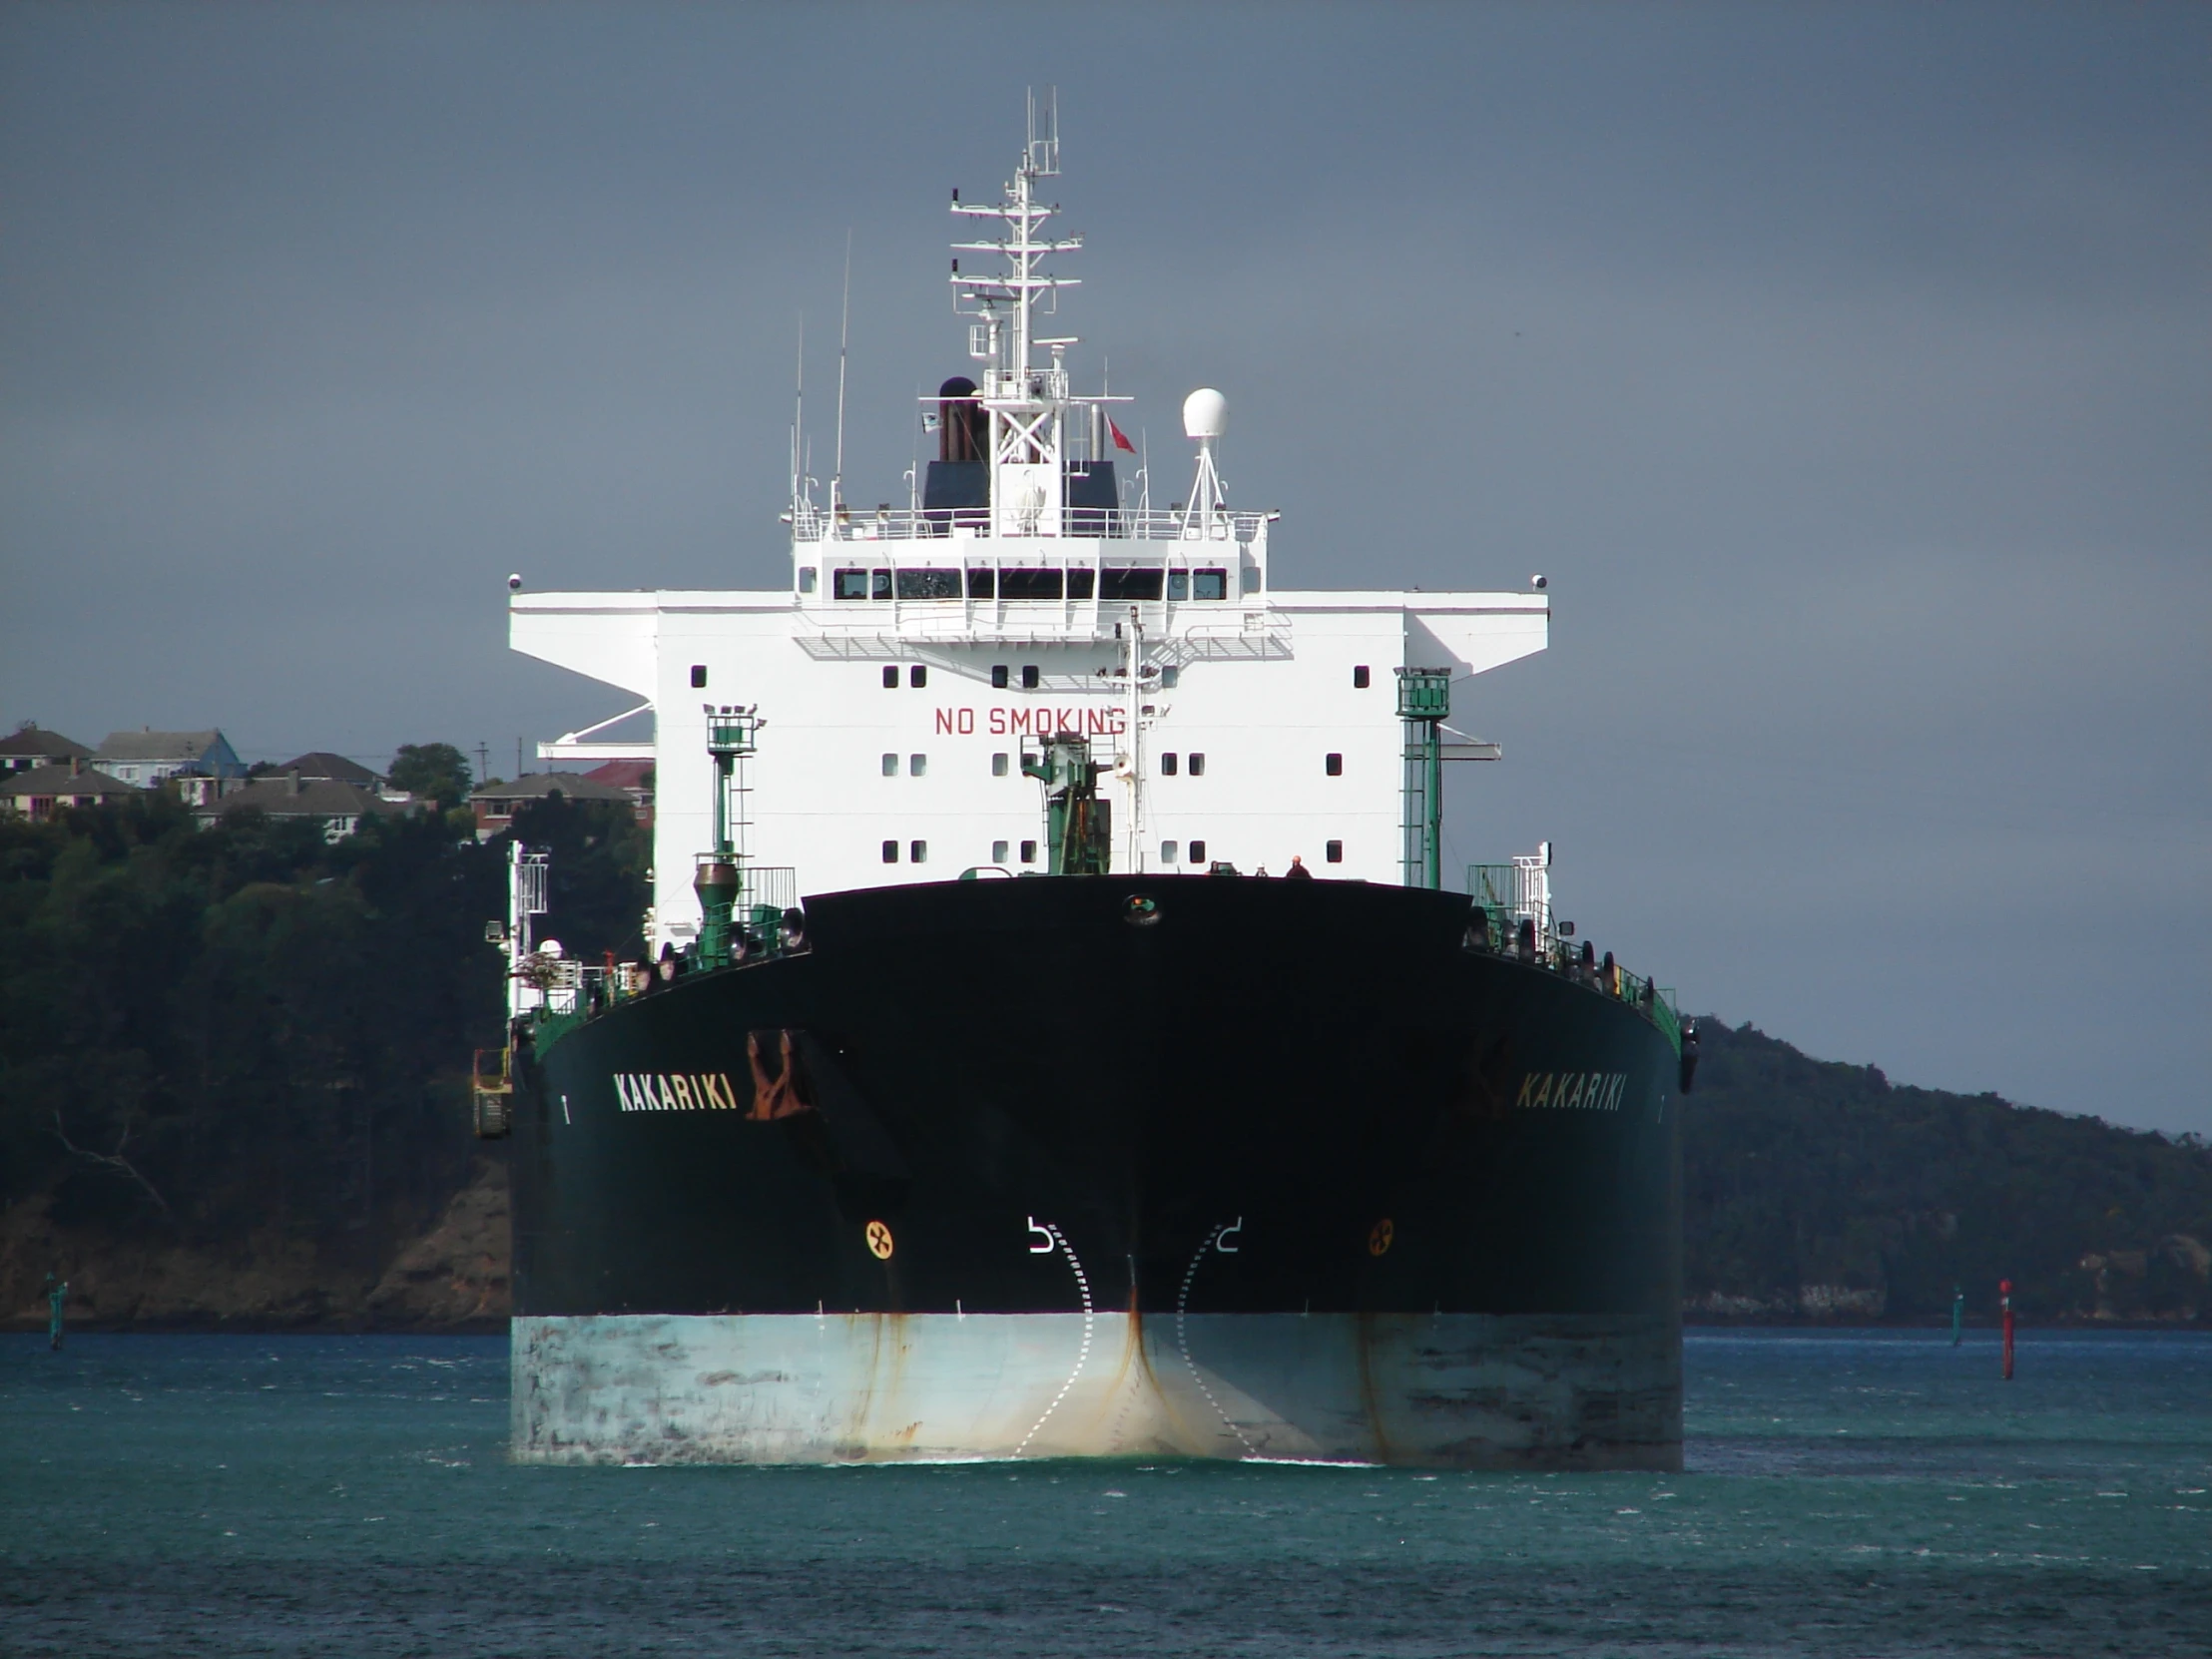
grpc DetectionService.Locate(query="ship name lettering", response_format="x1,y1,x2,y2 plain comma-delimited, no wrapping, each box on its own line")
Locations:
614,1072,742,1113
1512,1071,1629,1112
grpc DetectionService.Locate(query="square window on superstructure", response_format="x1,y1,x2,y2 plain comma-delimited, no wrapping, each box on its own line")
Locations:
871,569,892,600
1160,666,1179,689
1326,839,1344,863
1160,753,1178,776
992,839,1009,863
909,755,926,777
834,568,869,601
1243,568,1263,594
1066,568,1096,600
910,839,927,863
967,569,996,599
1001,569,1063,601
1188,754,1207,777
881,840,898,863
991,753,1009,777
991,664,1009,689
1354,665,1371,689
896,569,961,600
1161,840,1178,863
1194,568,1228,601
880,754,897,777
690,665,708,689
1168,569,1190,601
881,667,898,689
1189,839,1207,864
1019,839,1038,864
1021,665,1040,690
799,567,818,594
1326,754,1343,777
909,665,927,689
1100,567,1163,601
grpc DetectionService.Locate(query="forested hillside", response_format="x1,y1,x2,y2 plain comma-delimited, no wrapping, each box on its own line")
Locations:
1683,1020,2212,1323
0,790,645,1322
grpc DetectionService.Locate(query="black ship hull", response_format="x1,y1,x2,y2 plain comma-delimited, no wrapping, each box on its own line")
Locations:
509,875,1683,1468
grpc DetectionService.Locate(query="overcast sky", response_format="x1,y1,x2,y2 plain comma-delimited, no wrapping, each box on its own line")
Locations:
4,3,2205,1133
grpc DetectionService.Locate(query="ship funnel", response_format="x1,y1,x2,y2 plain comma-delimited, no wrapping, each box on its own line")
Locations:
1182,387,1228,440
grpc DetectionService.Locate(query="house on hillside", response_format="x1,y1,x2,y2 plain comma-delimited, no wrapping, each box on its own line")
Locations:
191,772,411,843
94,729,248,790
277,751,383,789
582,759,655,828
0,761,142,820
0,724,95,776
469,772,636,840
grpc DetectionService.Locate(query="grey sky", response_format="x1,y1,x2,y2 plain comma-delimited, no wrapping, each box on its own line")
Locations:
4,3,2205,1132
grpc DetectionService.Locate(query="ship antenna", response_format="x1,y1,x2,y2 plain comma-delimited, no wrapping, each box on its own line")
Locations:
831,231,851,516
790,313,805,517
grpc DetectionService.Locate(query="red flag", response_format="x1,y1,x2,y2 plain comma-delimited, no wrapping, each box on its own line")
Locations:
1107,415,1135,453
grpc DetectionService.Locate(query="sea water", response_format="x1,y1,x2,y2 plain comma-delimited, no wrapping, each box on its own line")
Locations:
4,1330,2206,1656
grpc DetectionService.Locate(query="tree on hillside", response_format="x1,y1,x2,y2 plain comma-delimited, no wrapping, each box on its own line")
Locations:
387,743,473,810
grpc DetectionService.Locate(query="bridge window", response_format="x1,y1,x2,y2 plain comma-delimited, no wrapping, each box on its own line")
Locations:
1168,569,1190,601
967,569,996,599
1188,839,1207,864
909,665,927,689
1325,754,1343,777
834,568,869,601
1160,753,1178,776
896,569,962,600
880,754,897,777
1019,839,1038,864
1000,569,1064,601
1101,567,1164,601
1194,568,1229,601
881,840,898,863
1067,568,1096,600
991,664,1009,689
1326,840,1344,863
872,569,892,600
798,567,817,594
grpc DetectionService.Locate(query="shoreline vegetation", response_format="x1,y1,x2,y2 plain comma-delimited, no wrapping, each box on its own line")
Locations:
4,795,2206,1334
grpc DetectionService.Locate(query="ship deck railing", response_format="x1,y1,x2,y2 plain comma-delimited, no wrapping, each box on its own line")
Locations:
790,504,1268,546
1464,864,1681,1050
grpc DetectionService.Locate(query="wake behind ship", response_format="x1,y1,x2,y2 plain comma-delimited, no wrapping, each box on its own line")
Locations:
483,102,1692,1469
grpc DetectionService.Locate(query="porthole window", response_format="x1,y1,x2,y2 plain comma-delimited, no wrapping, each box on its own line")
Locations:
1325,754,1343,777
1188,754,1207,777
880,754,897,777
690,665,708,689
908,755,926,777
991,664,1009,689
1160,753,1178,777
909,665,927,689
1161,840,1178,864
1021,664,1040,691
1326,840,1344,863
1019,839,1038,864
992,839,1009,863
991,753,1009,778
881,840,898,863
881,667,898,689
909,840,927,864
1188,839,1207,864
1354,665,1371,689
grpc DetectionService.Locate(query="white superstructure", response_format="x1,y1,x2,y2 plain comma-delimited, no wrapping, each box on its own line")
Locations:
510,104,1547,955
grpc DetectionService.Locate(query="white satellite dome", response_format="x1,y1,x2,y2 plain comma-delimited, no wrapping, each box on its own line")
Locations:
1182,387,1229,440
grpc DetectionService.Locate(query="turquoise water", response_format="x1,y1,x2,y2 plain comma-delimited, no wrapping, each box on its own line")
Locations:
5,1330,2207,1655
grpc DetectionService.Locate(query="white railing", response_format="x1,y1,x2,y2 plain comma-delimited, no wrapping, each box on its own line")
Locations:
789,505,1267,545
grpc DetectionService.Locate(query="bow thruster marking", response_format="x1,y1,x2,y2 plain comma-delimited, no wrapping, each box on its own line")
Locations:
1176,1221,1258,1457
1012,1222,1093,1458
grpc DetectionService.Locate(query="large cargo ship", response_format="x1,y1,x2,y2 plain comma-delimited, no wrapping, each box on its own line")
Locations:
488,105,1693,1469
